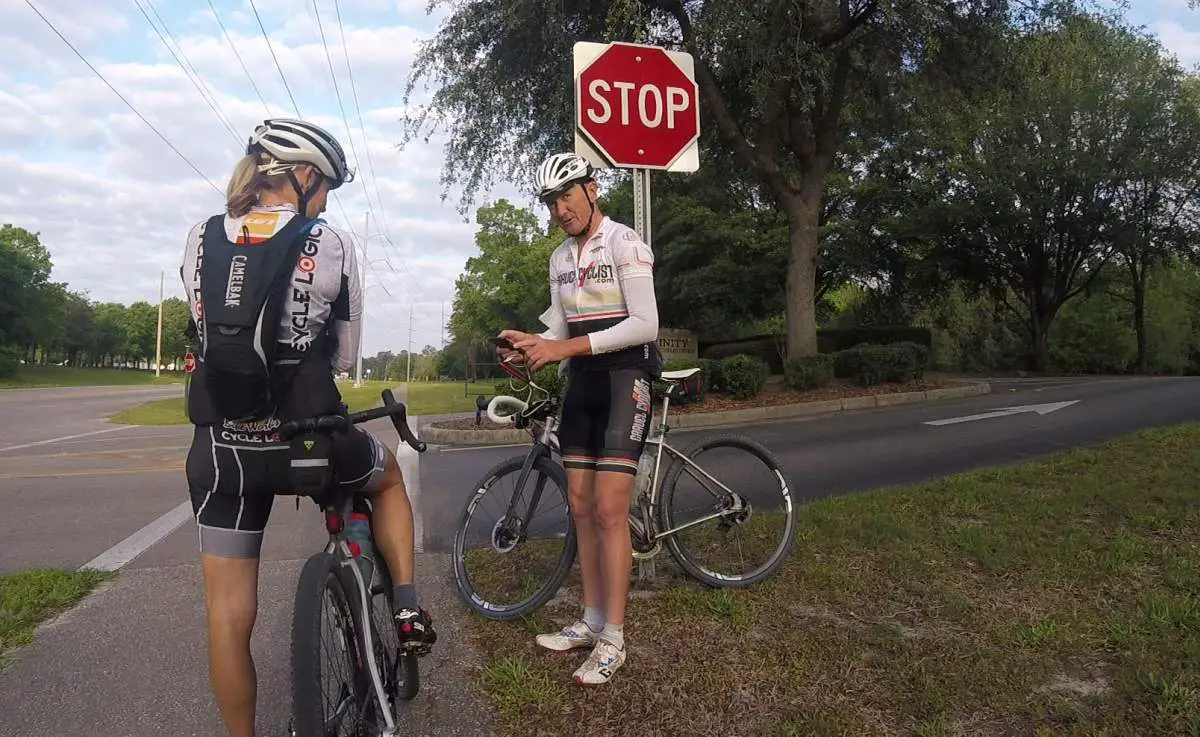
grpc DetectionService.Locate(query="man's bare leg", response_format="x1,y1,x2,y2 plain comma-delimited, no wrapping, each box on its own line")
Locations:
534,467,605,652
594,470,635,626
201,554,260,737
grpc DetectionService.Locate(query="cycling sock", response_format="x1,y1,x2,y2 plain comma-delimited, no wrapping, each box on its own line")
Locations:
393,583,418,613
601,623,624,649
583,606,605,633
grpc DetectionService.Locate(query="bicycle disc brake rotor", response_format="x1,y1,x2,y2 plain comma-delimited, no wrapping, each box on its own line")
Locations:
490,516,522,553
718,492,753,531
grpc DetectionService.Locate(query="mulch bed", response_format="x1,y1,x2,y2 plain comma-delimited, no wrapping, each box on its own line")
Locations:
429,378,960,431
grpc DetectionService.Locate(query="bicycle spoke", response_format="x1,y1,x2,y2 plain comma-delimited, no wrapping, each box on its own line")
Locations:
660,436,797,587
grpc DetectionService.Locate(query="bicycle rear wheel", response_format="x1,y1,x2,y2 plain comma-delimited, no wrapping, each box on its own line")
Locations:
658,434,798,588
290,552,368,737
452,453,576,620
362,500,420,706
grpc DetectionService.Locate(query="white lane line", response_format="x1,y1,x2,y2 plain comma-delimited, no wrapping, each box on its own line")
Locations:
79,500,193,572
0,426,133,453
396,414,424,553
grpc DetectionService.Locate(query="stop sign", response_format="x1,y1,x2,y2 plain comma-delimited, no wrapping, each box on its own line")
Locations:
184,352,196,373
575,42,700,170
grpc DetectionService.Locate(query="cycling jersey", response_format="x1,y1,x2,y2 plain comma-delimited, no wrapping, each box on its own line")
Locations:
180,204,362,424
181,204,362,372
541,216,661,374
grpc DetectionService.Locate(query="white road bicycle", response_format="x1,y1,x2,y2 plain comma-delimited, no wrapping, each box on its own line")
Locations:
450,358,799,620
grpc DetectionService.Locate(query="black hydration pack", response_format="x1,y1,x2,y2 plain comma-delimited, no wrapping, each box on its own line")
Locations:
196,213,317,422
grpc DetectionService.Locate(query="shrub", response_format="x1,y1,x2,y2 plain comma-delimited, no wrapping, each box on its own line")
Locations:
834,344,920,387
817,326,933,353
893,341,930,379
0,345,20,379
719,354,769,399
783,354,835,391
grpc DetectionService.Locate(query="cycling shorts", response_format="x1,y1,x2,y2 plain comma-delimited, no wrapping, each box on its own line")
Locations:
559,367,654,475
185,419,389,559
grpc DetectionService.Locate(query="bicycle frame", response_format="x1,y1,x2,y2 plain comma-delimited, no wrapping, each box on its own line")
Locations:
488,367,744,556
279,388,426,737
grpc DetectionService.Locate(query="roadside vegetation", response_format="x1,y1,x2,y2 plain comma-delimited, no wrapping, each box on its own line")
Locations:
468,423,1200,736
0,568,116,667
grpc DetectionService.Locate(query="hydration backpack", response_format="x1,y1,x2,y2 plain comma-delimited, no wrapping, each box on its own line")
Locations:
196,213,318,422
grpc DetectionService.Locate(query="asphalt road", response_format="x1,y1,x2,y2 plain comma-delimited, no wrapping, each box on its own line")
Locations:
0,374,1197,736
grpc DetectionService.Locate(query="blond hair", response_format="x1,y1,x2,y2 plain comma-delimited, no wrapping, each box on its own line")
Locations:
224,153,301,217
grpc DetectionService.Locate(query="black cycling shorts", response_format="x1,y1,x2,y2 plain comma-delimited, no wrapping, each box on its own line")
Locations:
185,419,388,559
559,367,654,475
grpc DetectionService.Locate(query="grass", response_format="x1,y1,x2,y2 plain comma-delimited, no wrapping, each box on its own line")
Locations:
106,379,496,425
0,365,185,389
1,568,116,664
463,423,1200,737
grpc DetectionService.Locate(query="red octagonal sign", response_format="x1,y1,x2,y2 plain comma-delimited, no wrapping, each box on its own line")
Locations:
575,42,700,170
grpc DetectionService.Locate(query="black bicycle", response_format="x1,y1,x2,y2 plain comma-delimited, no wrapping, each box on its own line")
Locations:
279,388,427,737
450,358,798,620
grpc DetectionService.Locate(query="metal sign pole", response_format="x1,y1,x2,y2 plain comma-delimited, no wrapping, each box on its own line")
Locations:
633,168,652,246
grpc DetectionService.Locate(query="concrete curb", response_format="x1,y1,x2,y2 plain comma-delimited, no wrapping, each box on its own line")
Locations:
424,380,993,446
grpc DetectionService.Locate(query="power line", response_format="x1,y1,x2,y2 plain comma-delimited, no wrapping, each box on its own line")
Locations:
333,0,398,262
133,0,240,144
24,0,221,195
248,0,300,116
207,0,271,116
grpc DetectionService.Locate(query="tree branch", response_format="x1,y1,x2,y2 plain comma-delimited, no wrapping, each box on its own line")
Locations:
817,0,879,47
649,0,794,198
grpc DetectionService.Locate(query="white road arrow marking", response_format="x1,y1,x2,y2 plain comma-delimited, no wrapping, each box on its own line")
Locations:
923,400,1080,427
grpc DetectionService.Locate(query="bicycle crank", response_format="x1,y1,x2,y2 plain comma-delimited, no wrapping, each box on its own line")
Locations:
628,515,662,559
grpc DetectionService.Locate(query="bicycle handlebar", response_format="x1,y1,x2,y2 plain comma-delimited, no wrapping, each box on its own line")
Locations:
277,388,427,453
486,394,528,425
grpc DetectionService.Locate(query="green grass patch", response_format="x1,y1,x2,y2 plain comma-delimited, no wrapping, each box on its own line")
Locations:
405,381,499,416
0,365,185,388
462,422,1200,737
1,568,116,660
106,379,498,425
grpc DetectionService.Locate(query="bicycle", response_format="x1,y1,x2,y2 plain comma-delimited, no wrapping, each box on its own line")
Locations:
277,388,428,737
450,357,799,620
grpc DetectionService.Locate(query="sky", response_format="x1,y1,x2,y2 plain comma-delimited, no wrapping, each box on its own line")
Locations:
1,0,1198,358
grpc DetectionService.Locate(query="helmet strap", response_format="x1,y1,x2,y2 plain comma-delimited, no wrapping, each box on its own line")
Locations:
286,169,323,217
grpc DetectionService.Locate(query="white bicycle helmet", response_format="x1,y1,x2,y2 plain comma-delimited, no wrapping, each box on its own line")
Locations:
246,118,355,189
533,152,594,199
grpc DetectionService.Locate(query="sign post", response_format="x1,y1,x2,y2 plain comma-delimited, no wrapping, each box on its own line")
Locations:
573,41,700,580
573,40,701,246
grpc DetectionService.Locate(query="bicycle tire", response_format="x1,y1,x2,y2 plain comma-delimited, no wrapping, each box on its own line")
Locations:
452,453,576,620
290,552,365,737
658,434,798,588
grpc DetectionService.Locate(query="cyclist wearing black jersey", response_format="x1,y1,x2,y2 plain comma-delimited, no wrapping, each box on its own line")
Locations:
181,118,434,737
498,152,661,686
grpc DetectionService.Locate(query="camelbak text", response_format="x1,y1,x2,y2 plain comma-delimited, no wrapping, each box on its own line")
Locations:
225,254,248,307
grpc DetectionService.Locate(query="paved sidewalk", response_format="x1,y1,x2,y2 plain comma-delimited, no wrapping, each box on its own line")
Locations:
0,545,496,736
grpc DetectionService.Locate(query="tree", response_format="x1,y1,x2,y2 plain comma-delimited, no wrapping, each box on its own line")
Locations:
926,10,1169,371
401,0,1011,358
0,224,54,349
447,199,563,343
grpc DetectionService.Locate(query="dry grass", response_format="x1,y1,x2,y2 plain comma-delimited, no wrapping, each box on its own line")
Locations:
461,423,1200,737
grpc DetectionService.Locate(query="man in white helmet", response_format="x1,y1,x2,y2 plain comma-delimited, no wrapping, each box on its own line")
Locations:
497,151,662,686
180,118,434,737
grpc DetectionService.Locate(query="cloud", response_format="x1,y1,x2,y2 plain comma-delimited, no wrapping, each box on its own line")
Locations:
0,0,529,356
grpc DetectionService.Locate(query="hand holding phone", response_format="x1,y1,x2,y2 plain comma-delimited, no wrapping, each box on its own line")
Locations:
488,336,514,351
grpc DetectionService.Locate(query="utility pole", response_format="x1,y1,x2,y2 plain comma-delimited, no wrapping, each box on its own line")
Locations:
154,270,164,376
355,211,369,387
406,307,413,385
440,301,445,348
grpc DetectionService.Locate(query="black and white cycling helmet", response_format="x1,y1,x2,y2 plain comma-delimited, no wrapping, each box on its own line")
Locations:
533,152,594,199
246,118,355,189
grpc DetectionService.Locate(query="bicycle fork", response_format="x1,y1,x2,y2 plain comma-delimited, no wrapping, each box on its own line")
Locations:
324,505,400,737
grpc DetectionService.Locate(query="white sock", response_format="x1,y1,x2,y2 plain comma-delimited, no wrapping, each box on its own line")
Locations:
582,606,605,633
601,622,624,649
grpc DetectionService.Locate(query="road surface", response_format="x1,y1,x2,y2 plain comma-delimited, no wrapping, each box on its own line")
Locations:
0,374,1197,735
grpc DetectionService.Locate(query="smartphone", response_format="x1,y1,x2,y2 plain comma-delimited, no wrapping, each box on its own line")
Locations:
488,336,514,350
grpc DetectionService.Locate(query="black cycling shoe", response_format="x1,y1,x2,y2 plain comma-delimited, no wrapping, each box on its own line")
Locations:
395,608,437,654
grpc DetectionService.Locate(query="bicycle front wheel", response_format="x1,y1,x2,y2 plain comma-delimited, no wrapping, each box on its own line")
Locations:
290,552,368,737
452,453,576,620
659,434,798,588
